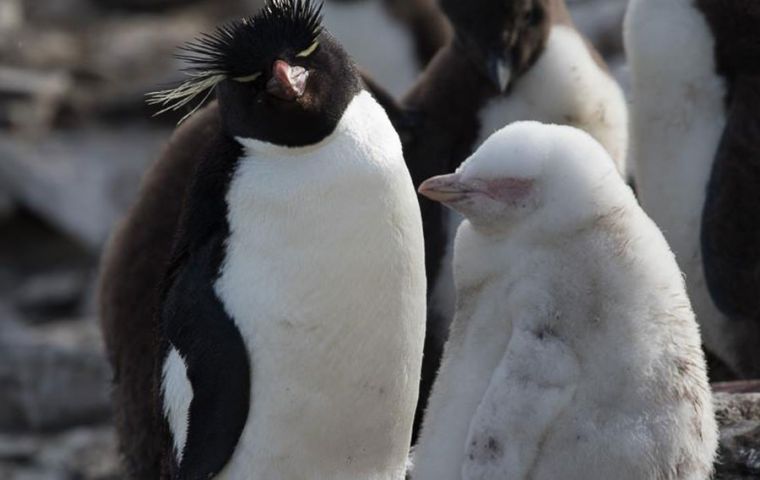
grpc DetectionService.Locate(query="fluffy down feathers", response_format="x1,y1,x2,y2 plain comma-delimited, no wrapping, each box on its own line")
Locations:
413,122,718,480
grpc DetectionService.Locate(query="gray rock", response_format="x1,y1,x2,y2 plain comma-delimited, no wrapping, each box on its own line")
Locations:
13,271,88,322
0,127,168,250
91,0,204,10
715,392,760,479
0,425,120,480
0,341,111,432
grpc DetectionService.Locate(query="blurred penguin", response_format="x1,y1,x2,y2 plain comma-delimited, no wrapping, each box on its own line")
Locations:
626,0,760,378
251,0,451,97
413,122,717,480
403,0,628,433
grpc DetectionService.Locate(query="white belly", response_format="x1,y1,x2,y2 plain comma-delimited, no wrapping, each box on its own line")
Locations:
215,91,426,480
625,0,731,362
414,283,513,480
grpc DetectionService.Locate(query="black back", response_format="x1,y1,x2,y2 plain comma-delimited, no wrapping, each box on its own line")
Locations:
157,134,251,479
698,1,760,378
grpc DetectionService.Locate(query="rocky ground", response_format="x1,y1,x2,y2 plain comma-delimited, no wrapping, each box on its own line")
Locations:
0,0,757,478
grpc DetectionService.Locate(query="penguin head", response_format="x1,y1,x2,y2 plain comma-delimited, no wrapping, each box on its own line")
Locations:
418,121,626,236
440,0,551,93
149,0,361,147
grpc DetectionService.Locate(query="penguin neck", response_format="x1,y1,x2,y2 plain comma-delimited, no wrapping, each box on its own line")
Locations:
235,122,341,157
234,90,372,157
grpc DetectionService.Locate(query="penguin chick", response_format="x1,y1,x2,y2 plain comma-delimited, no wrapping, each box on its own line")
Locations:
403,0,628,437
320,0,451,97
626,0,760,379
412,122,717,480
106,1,427,479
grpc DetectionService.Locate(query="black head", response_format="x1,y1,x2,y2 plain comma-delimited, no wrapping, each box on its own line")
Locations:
149,0,361,147
440,0,552,93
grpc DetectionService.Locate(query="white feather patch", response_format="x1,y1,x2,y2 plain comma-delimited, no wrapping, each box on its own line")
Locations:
161,346,193,463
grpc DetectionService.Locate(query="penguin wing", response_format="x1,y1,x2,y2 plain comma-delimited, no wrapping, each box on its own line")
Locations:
461,324,579,480
160,235,251,479
701,77,760,321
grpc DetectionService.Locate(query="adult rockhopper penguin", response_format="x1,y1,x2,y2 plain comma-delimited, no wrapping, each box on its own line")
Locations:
100,1,427,479
402,0,628,436
626,0,760,379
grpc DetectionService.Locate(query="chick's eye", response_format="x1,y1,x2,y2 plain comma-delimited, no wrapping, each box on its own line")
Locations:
296,40,319,58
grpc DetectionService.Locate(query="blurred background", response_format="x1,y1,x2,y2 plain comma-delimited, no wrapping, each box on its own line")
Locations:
0,0,626,478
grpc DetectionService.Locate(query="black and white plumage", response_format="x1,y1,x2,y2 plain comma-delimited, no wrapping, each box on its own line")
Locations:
626,0,760,378
413,122,717,480
113,2,427,479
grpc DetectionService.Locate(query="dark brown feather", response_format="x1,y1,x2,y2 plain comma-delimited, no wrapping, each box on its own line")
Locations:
97,102,220,479
700,76,760,378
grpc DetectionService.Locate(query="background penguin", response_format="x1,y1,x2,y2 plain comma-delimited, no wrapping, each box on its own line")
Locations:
625,0,760,379
413,122,717,480
100,1,426,479
321,0,451,97
402,0,629,433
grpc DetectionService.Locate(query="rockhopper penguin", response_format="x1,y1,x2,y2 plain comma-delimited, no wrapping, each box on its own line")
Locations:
97,11,434,478
103,1,427,479
625,0,760,379
413,122,717,480
402,0,628,435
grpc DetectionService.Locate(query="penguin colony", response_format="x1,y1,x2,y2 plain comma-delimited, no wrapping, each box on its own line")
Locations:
97,0,760,478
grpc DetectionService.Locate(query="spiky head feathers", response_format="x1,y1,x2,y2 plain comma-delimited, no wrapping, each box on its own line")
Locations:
147,0,324,122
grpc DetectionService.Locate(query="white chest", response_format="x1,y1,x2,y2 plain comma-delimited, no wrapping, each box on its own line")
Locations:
626,0,726,260
322,0,420,97
625,0,727,349
414,236,546,480
184,92,425,480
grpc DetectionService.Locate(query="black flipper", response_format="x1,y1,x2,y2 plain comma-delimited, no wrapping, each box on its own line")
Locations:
701,76,760,321
158,134,251,480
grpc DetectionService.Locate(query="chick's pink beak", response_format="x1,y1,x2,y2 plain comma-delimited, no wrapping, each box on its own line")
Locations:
418,173,477,204
266,60,309,100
